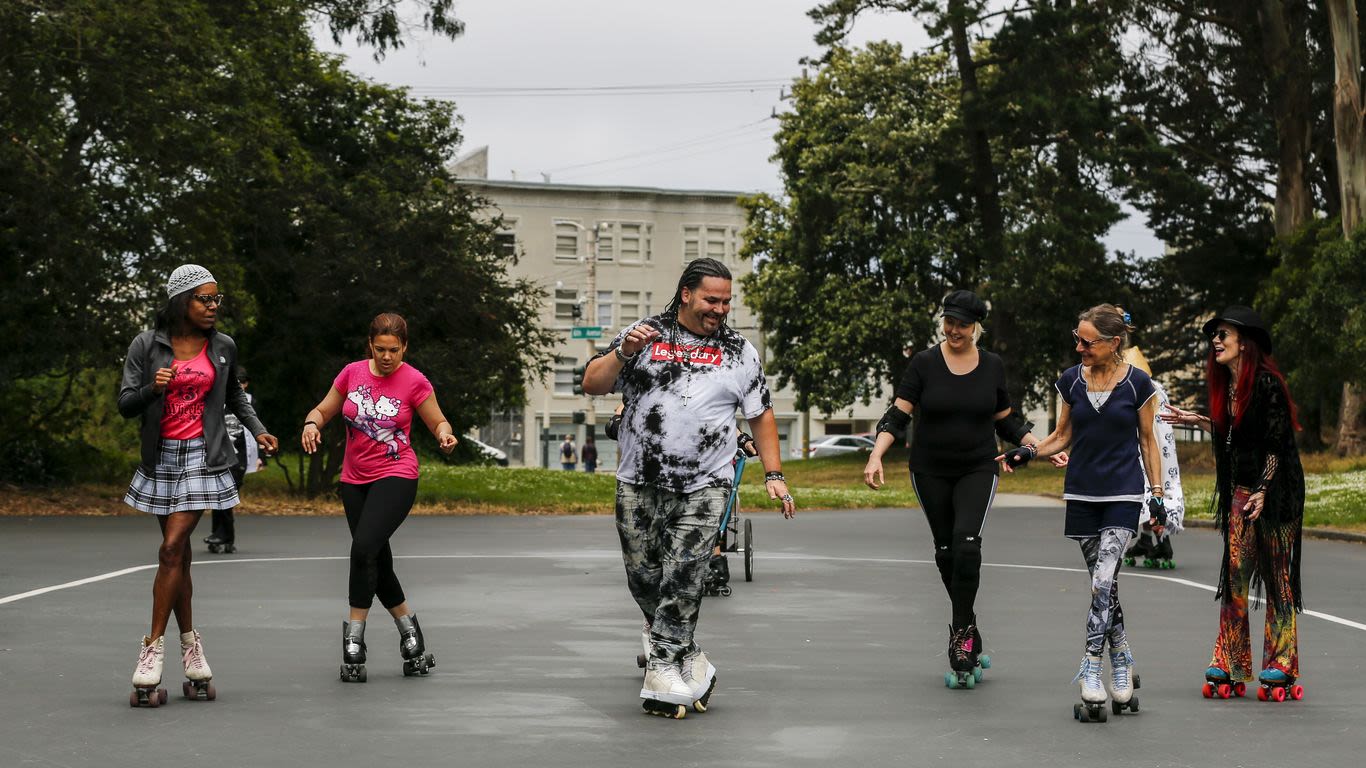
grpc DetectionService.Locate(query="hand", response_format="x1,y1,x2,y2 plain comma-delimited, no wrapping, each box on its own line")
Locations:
151,367,176,394
1243,490,1265,521
766,478,795,519
301,423,322,455
1049,451,1069,468
256,433,279,456
995,445,1035,473
437,433,458,454
1160,403,1199,426
619,324,662,357
863,456,884,489
1146,496,1168,529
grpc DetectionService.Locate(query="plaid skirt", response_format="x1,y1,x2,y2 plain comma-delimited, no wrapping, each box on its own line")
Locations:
124,437,240,515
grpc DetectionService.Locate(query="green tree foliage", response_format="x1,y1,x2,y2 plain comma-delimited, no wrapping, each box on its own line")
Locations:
1,1,554,488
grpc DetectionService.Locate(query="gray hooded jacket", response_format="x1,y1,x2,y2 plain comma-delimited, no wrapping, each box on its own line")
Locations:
118,329,267,471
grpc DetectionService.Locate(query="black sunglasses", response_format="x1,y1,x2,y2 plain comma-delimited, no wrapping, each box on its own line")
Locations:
1072,329,1114,349
1209,329,1233,342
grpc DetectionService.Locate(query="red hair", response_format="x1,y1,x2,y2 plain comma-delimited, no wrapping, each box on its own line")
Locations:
1207,334,1300,433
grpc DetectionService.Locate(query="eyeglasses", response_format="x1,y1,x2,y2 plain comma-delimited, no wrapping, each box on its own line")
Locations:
1072,329,1114,349
1209,329,1233,342
193,294,226,307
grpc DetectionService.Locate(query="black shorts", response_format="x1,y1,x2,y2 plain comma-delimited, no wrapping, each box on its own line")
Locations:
1065,499,1140,539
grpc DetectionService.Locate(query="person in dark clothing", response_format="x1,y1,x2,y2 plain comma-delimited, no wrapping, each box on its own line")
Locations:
581,435,599,473
206,366,258,553
1161,306,1306,702
863,290,1046,689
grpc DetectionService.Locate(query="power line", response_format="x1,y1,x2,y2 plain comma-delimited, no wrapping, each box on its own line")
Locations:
559,132,776,183
405,78,790,99
543,117,775,175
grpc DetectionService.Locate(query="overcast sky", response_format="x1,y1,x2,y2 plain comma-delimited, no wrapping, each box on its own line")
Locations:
317,0,1162,257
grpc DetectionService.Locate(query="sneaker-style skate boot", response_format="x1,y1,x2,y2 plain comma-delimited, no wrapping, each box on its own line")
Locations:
1108,642,1139,714
1256,668,1304,703
680,646,717,712
179,630,216,701
636,620,651,669
1202,666,1245,699
944,625,981,689
640,660,693,719
395,613,435,677
340,620,367,683
703,554,732,597
129,635,168,708
1072,653,1109,722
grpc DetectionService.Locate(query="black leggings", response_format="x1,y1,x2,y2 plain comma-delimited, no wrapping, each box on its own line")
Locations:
911,469,999,629
339,477,418,610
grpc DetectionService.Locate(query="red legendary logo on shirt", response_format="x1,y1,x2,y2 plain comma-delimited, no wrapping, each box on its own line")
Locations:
649,342,724,366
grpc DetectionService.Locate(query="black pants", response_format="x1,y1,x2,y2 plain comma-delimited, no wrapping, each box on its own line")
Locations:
911,469,999,629
211,433,249,542
339,477,418,610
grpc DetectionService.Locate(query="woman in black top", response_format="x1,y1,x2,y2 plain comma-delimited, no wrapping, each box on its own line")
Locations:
1161,306,1305,701
863,290,1044,688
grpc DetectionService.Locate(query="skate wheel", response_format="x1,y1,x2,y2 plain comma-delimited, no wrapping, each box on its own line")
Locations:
1073,703,1082,721
1112,700,1121,716
1133,673,1141,690
1218,683,1232,699
1202,682,1214,699
183,681,193,699
205,682,216,701
978,654,991,670
1123,557,1135,567
972,666,983,683
1257,686,1268,702
1095,705,1108,723
963,672,975,690
944,672,956,689
158,688,167,705
426,653,435,670
1272,686,1286,702
1290,685,1304,700
129,691,139,708
636,653,647,669
719,585,732,597
1234,682,1246,697
1130,696,1139,713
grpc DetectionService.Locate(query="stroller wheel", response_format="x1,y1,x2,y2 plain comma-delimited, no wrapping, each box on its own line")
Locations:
743,518,754,582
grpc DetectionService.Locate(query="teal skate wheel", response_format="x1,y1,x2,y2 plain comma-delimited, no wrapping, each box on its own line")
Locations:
978,654,991,670
972,666,983,683
944,671,956,688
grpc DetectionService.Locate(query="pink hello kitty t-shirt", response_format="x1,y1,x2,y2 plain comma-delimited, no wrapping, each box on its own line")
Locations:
333,360,433,484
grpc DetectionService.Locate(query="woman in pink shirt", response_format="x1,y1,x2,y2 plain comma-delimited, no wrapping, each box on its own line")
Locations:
301,313,458,682
118,264,279,706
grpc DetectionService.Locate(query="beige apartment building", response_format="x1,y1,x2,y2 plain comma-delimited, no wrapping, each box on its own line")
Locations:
455,152,885,468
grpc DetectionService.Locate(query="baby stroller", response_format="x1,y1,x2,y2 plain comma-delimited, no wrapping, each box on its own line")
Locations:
703,431,758,597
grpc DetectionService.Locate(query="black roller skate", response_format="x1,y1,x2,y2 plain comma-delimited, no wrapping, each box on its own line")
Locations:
203,534,236,554
340,620,367,683
944,624,990,689
396,613,435,677
702,554,731,597
1144,536,1174,570
1256,668,1304,703
1122,534,1152,568
1201,666,1245,699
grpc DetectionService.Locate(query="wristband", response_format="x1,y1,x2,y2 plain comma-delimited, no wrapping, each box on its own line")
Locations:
614,346,637,363
304,420,319,429
764,471,785,482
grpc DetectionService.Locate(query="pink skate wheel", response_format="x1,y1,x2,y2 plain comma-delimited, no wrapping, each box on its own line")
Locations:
1234,682,1246,697
205,683,216,701
1272,686,1286,702
129,691,138,708
1202,683,1214,699
1217,684,1231,699
1257,686,1268,701
1290,685,1303,701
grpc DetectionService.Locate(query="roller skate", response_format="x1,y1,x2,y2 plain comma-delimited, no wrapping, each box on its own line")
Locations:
681,645,717,712
702,554,732,597
636,620,650,669
1144,536,1174,569
1072,653,1109,722
943,624,989,689
340,620,367,683
129,635,168,708
179,630,216,701
203,533,236,554
1201,666,1245,699
1107,642,1140,715
395,613,435,677
640,659,692,719
1256,668,1304,703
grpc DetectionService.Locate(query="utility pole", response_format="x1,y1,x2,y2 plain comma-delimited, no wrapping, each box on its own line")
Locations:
585,223,599,431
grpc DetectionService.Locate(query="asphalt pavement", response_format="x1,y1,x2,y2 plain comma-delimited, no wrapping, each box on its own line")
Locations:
1,496,1363,768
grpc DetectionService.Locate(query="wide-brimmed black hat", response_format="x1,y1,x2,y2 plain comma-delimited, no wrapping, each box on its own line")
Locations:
1201,305,1273,355
942,290,988,324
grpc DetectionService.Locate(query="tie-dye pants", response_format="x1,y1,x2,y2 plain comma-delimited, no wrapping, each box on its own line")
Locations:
1209,487,1299,682
1079,528,1133,655
616,482,728,664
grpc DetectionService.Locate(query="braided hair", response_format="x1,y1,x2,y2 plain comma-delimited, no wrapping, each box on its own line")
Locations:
658,258,733,380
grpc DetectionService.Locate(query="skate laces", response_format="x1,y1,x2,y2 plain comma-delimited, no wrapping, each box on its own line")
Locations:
1109,647,1133,688
137,640,161,675
1072,656,1103,687
949,626,974,664
182,638,205,671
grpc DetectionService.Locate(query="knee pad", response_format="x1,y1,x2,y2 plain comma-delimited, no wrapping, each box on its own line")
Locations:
934,545,954,571
951,535,983,579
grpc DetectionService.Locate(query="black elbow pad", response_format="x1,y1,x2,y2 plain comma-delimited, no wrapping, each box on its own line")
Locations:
876,405,911,442
994,412,1033,446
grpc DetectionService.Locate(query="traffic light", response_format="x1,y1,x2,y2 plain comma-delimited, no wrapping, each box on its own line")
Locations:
572,365,586,395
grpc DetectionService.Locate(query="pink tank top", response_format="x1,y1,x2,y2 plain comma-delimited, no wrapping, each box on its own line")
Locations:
160,344,216,439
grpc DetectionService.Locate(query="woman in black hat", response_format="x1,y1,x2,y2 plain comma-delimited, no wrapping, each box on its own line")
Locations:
863,289,1045,689
1161,306,1305,702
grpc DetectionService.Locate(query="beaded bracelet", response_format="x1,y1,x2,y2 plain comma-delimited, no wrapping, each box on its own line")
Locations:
764,471,785,482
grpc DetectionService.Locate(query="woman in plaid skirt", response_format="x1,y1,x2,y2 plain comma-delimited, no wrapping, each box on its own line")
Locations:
118,264,279,706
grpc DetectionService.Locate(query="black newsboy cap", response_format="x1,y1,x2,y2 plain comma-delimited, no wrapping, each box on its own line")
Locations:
942,290,988,324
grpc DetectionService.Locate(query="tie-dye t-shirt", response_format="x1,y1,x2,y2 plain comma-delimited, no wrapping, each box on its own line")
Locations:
160,344,216,440
333,361,433,484
597,317,772,493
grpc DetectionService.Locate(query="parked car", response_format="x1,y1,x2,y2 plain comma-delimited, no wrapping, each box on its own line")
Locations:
805,435,877,458
465,436,509,466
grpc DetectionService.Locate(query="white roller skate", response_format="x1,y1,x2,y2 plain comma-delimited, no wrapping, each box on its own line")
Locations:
680,646,717,712
1108,642,1139,715
179,630,216,701
640,660,692,719
129,635,167,708
1072,653,1109,723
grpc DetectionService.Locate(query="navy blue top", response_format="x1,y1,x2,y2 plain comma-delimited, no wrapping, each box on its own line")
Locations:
1055,364,1157,501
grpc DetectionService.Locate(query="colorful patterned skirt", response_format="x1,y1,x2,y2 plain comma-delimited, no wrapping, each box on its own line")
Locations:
124,437,240,515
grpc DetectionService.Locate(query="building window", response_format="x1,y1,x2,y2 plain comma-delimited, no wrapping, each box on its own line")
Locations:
683,226,701,262
684,224,739,264
706,226,728,262
619,290,641,324
494,232,516,260
554,288,580,322
596,225,614,261
619,222,651,262
597,290,613,328
645,291,653,317
553,357,577,396
555,222,581,260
